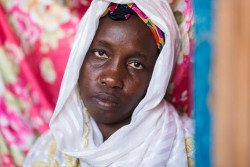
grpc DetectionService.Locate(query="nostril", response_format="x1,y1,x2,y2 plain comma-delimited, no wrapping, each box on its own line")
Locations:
99,75,123,89
101,81,106,85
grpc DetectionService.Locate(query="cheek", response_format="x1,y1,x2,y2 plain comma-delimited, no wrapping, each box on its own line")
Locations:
125,76,151,102
80,60,98,82
79,63,97,96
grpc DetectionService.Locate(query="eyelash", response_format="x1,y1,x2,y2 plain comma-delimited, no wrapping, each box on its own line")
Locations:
93,50,108,59
92,50,144,70
128,61,144,70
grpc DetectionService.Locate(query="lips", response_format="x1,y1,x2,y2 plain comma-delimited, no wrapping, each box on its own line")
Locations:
92,93,120,109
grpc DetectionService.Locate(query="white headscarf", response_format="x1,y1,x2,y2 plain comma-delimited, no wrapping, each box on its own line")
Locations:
24,0,194,166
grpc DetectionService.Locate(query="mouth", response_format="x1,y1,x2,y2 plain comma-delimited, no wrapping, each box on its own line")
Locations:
92,93,119,109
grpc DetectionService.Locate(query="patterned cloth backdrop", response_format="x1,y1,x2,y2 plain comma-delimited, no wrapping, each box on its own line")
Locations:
166,0,194,117
0,0,193,166
0,0,91,166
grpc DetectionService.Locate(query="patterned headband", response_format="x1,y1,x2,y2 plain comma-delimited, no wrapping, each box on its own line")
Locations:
102,3,165,51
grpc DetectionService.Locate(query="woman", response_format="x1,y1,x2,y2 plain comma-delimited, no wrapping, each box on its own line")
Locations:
24,0,194,166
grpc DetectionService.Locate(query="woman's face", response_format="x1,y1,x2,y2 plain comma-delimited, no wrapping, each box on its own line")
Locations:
79,15,158,126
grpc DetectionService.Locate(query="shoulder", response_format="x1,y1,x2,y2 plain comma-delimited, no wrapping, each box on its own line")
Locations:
181,116,194,138
165,101,194,137
23,130,80,167
164,102,195,167
181,116,195,167
23,130,55,167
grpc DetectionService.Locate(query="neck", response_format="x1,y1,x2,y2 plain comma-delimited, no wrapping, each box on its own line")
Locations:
97,117,131,141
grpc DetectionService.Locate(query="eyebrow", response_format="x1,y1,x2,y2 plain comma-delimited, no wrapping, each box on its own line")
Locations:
95,40,112,48
130,52,147,59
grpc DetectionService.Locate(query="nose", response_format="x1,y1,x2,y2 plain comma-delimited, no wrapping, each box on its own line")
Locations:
99,61,124,89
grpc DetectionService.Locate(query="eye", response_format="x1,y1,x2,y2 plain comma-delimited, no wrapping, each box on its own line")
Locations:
128,61,144,70
94,50,108,59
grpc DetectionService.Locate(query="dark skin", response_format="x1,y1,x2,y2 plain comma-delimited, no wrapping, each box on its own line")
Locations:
79,15,158,141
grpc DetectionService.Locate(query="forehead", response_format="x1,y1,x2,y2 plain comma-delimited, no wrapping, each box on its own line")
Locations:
92,15,158,54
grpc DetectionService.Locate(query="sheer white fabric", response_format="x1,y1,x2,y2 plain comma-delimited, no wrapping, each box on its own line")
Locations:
24,0,194,166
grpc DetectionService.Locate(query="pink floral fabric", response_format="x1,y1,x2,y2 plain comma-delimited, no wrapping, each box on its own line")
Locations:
166,0,194,117
0,0,91,166
0,0,193,166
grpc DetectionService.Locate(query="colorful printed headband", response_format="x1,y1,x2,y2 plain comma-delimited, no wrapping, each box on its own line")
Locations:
102,3,165,51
